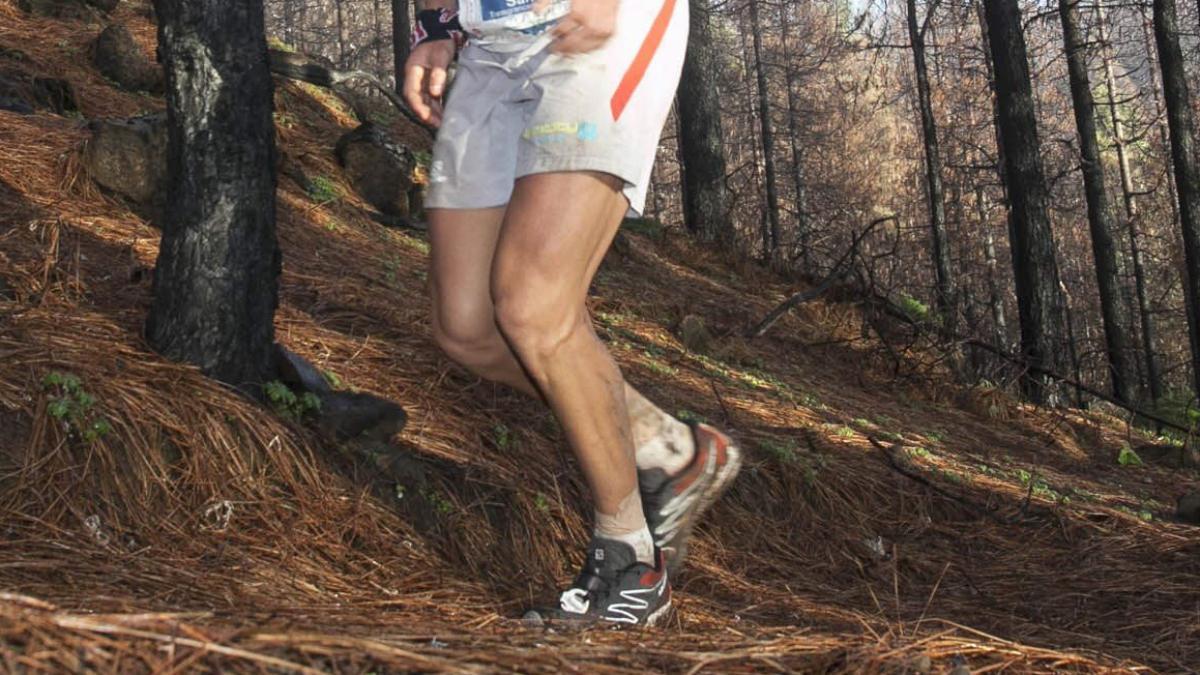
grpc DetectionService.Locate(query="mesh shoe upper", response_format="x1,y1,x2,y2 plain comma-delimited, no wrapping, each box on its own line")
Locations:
639,422,742,576
523,537,671,628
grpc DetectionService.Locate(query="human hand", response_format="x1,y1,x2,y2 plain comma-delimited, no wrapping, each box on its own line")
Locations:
402,39,457,127
550,0,617,55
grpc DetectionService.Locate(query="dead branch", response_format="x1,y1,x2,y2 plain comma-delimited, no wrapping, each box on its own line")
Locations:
268,49,434,138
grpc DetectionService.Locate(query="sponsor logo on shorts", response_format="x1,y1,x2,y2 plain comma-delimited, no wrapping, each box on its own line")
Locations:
522,121,599,145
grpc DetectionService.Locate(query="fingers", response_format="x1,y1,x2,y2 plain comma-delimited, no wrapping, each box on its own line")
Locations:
404,63,431,122
428,65,448,99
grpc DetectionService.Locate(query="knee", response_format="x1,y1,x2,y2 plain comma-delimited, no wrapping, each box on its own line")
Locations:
433,309,505,377
492,286,585,371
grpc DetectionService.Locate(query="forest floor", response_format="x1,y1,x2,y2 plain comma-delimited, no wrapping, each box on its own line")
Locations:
1,2,1199,672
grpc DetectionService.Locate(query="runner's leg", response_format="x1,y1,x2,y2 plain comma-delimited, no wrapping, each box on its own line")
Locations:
430,208,695,477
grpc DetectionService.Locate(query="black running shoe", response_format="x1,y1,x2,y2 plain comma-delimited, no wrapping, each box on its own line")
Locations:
639,422,742,576
522,538,671,628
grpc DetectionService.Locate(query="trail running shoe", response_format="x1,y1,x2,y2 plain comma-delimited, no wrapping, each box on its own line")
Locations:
639,421,742,576
522,538,672,628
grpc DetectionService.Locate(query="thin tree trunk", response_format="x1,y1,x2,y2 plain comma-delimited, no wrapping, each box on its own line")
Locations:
677,0,732,244
1153,0,1200,399
393,0,410,92
147,0,281,396
780,3,811,268
977,187,1009,348
906,0,955,325
749,0,782,264
982,0,1071,405
336,0,349,67
1058,0,1137,405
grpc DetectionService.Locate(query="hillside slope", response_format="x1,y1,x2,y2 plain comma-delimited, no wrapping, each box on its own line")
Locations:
1,3,1198,672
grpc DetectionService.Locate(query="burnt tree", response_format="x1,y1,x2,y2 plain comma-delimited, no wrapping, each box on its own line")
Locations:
678,0,732,243
1058,0,1136,405
147,0,281,395
982,0,1071,404
393,0,410,92
1153,0,1200,398
906,0,956,328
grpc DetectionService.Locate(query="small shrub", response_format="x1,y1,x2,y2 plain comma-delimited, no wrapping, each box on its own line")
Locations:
1117,443,1143,467
43,372,111,442
898,294,930,322
307,175,340,203
263,381,321,421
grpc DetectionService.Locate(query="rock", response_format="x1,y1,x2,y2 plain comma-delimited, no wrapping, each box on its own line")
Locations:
83,114,167,214
92,24,162,93
1178,492,1200,524
0,70,77,115
84,0,119,12
335,123,417,217
318,391,407,443
676,314,713,354
273,344,333,397
0,97,33,115
17,0,98,19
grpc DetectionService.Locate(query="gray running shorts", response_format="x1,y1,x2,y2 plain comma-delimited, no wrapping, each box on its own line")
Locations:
426,0,688,215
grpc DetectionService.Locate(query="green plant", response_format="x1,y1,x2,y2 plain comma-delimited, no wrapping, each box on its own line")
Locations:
834,426,856,439
676,409,706,425
263,381,322,421
43,372,111,442
422,487,454,515
307,175,341,203
758,438,798,463
266,36,297,53
534,492,550,513
492,423,513,450
1117,443,1144,467
898,294,930,322
322,369,343,389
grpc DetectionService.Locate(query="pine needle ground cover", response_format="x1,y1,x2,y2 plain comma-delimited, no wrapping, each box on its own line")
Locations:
0,2,1197,672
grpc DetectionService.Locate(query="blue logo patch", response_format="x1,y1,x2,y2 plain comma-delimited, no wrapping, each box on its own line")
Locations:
481,0,533,21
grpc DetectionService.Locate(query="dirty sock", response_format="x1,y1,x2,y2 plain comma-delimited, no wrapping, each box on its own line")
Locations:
628,394,696,477
594,488,655,566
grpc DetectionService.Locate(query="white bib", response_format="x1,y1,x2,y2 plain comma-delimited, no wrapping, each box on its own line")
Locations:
459,0,570,47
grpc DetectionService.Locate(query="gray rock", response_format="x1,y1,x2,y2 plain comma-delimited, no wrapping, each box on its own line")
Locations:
83,114,167,215
1178,492,1200,525
318,391,407,443
0,71,76,115
335,123,417,218
84,0,119,12
273,344,333,396
93,24,162,93
17,0,98,19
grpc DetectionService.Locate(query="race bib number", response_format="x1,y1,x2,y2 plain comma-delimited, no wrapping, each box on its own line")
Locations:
481,0,534,21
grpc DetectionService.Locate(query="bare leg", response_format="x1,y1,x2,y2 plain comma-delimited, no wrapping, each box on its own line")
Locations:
489,172,636,518
429,205,694,478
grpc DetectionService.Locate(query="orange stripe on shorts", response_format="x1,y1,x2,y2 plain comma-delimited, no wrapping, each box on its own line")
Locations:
610,0,678,122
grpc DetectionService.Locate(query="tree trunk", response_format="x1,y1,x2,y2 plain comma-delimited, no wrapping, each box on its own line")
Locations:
147,0,281,396
982,0,1071,405
748,0,782,263
1153,0,1200,399
1058,0,1137,405
677,0,732,244
392,0,410,93
780,4,811,268
906,0,955,326
1099,1,1164,407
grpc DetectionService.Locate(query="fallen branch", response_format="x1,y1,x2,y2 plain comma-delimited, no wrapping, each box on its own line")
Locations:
268,49,434,138
746,215,896,338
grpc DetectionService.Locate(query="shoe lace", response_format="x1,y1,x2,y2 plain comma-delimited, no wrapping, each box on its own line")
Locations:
558,587,591,614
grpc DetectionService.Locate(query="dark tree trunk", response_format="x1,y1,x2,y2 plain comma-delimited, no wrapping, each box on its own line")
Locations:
147,0,281,397
982,0,1071,404
748,0,782,263
677,0,731,244
781,4,811,267
1153,0,1200,398
1058,0,1137,405
906,0,955,325
392,0,410,93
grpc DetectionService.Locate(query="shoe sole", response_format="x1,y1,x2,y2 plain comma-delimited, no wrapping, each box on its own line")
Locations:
521,597,673,630
665,430,743,578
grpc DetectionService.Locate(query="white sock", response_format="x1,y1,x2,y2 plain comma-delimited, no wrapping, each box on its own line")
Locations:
594,489,655,566
629,395,696,476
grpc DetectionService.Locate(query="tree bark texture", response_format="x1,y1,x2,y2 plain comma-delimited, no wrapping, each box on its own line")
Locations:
1058,0,1136,405
982,0,1071,404
147,0,281,396
392,0,410,93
